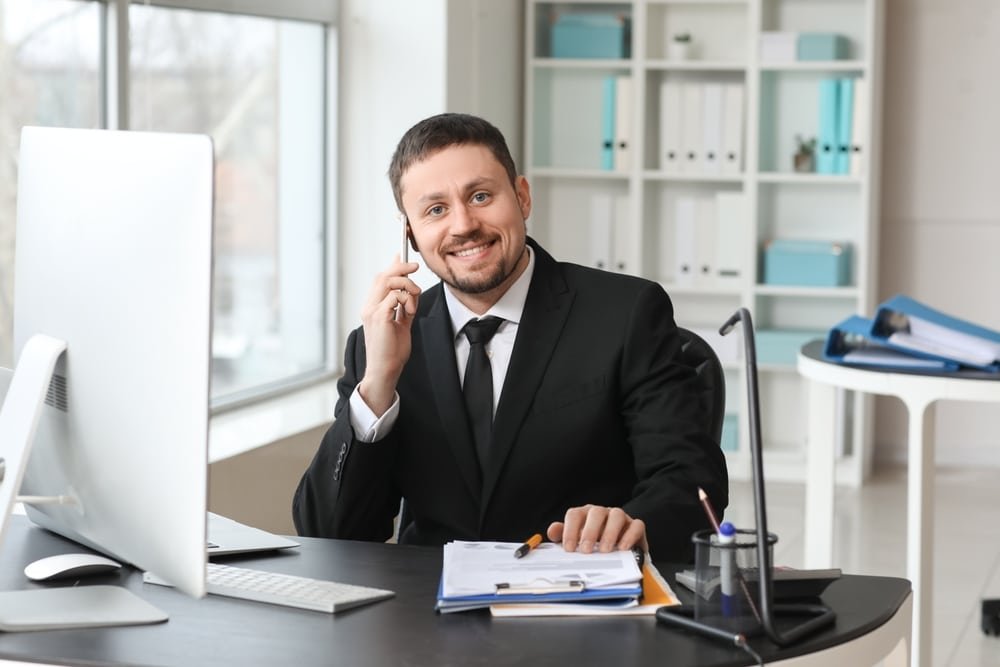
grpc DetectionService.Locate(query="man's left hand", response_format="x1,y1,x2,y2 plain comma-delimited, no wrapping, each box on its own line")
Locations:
547,505,648,554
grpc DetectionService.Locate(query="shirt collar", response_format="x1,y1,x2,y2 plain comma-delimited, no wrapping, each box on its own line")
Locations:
444,244,535,337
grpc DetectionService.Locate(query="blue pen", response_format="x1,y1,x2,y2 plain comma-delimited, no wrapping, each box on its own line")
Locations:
718,521,737,617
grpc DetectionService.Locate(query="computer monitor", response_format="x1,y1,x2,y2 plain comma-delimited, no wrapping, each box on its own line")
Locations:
2,126,214,604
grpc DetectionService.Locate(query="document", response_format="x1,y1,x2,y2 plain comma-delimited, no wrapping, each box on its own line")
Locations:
489,562,679,617
436,541,642,613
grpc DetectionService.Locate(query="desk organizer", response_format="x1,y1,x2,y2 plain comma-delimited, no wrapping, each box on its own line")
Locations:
551,13,631,59
763,239,851,287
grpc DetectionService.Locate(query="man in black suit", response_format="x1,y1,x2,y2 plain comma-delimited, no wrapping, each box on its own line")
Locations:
293,113,727,561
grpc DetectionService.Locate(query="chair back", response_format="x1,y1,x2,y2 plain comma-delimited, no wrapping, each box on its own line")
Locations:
676,327,726,446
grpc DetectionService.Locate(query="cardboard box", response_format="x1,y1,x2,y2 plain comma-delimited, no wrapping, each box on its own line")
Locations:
551,13,630,59
797,33,849,61
755,329,826,366
759,32,798,63
763,239,852,287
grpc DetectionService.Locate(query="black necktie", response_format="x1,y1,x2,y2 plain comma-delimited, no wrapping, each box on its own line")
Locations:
462,316,504,474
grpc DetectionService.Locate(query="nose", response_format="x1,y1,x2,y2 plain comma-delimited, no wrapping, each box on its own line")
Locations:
450,202,479,235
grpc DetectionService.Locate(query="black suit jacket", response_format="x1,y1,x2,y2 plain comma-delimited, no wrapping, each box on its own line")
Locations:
293,239,728,561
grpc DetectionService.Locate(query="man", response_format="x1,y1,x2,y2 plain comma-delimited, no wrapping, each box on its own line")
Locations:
293,113,727,561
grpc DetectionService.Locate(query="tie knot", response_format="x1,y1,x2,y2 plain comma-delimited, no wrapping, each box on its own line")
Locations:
462,316,503,346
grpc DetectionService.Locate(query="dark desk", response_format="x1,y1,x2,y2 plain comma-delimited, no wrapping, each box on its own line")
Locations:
0,516,909,667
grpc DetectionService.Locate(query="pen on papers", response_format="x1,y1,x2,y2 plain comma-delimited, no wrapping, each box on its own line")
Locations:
513,533,543,559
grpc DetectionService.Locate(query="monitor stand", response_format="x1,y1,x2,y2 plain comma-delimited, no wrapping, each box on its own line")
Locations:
0,334,168,631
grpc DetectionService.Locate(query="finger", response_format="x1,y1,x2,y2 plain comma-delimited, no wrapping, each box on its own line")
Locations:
615,517,647,552
560,506,589,552
546,522,564,544
597,507,630,552
577,506,610,554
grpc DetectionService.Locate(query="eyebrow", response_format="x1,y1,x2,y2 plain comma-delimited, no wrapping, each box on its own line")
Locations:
415,176,498,206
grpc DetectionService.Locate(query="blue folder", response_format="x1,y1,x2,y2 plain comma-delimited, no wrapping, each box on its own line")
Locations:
816,78,839,175
434,576,642,613
601,76,616,171
835,78,854,175
870,295,1000,372
824,315,959,371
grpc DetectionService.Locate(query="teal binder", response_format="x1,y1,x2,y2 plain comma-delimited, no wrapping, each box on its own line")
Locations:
816,79,839,174
601,76,616,171
835,78,854,174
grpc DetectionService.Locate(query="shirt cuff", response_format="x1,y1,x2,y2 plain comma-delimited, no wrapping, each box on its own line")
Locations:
348,385,400,442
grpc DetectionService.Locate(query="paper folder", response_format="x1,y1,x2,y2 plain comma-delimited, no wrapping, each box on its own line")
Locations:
824,315,960,371
870,295,1000,371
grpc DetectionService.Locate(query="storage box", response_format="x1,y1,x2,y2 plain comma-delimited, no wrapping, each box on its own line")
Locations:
551,13,631,59
720,413,739,452
763,239,852,287
797,33,849,61
759,32,798,63
755,329,826,366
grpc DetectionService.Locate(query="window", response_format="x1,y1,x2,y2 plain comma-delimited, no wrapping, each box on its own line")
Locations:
0,0,337,406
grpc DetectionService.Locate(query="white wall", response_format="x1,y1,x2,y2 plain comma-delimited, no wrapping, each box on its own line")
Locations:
875,0,1000,466
336,0,523,348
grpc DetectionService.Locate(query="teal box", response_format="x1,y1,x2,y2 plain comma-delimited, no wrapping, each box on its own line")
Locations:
720,414,739,452
797,33,849,61
551,13,631,59
755,329,826,366
763,239,851,287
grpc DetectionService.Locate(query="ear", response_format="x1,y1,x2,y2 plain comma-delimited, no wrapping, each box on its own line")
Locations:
515,175,532,220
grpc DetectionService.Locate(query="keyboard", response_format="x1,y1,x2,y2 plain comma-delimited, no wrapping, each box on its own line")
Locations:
144,563,395,613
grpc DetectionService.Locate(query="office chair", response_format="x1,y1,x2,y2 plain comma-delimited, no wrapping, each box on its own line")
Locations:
676,327,726,447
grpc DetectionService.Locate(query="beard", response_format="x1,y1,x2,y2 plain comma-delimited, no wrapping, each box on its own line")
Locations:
441,237,527,296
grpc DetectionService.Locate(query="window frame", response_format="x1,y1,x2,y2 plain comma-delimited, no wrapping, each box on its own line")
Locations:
98,0,340,412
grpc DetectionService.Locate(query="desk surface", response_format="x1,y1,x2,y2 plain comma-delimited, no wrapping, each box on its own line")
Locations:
0,516,909,667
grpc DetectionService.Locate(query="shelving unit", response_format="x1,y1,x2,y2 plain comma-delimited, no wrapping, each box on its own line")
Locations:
524,0,884,485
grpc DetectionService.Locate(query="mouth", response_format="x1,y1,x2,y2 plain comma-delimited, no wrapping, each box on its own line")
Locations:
449,240,495,259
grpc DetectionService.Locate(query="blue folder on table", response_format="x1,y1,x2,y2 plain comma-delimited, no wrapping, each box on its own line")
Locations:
434,577,642,613
870,295,1000,372
824,315,959,371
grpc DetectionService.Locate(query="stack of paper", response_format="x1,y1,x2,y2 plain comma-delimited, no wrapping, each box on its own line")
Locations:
823,295,1000,372
436,541,676,616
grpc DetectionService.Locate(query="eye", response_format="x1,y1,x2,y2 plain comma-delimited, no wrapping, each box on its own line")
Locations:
471,191,490,204
427,204,446,217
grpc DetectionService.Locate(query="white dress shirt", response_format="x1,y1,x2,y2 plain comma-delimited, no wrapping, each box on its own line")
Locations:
348,246,535,442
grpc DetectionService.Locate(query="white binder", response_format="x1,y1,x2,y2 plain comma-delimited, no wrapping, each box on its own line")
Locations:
673,197,697,286
679,83,702,174
658,80,683,173
589,192,614,270
721,83,744,175
701,83,724,174
695,198,717,287
849,79,866,176
714,191,748,284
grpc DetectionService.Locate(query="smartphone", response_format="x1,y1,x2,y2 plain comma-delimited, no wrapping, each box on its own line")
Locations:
394,213,408,321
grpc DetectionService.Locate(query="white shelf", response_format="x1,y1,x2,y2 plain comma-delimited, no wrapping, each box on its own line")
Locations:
525,0,883,486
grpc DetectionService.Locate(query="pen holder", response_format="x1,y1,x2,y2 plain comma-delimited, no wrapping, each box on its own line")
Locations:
691,528,777,635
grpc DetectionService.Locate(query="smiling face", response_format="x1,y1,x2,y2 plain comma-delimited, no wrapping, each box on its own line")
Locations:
399,143,532,313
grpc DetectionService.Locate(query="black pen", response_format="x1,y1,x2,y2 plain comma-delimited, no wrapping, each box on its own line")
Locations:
513,533,543,559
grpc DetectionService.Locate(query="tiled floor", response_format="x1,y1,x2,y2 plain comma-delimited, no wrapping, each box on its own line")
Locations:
727,465,1000,666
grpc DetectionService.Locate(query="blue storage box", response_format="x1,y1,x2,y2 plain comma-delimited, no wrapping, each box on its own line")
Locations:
763,239,852,287
720,414,739,452
755,329,826,366
551,13,631,59
797,33,849,61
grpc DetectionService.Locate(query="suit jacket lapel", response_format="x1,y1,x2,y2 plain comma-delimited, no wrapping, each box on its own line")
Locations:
418,287,482,500
481,242,574,516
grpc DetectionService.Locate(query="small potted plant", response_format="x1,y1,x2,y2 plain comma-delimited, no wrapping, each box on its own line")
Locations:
793,135,816,173
669,32,693,60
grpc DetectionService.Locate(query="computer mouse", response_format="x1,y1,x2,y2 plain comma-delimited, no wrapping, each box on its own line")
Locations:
24,553,122,582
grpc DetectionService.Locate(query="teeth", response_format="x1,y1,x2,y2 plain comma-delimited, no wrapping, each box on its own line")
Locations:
454,244,488,258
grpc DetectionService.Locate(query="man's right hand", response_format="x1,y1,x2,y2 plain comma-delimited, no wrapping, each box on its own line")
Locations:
357,255,420,416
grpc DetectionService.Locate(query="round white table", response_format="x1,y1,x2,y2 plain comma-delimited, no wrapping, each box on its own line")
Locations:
797,341,1000,667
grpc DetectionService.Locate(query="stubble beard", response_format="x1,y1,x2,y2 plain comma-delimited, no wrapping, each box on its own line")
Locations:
443,239,527,296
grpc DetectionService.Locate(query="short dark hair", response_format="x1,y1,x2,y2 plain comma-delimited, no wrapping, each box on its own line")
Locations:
388,113,518,213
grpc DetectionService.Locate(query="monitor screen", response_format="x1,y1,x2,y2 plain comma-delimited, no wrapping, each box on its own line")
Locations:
9,126,214,598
